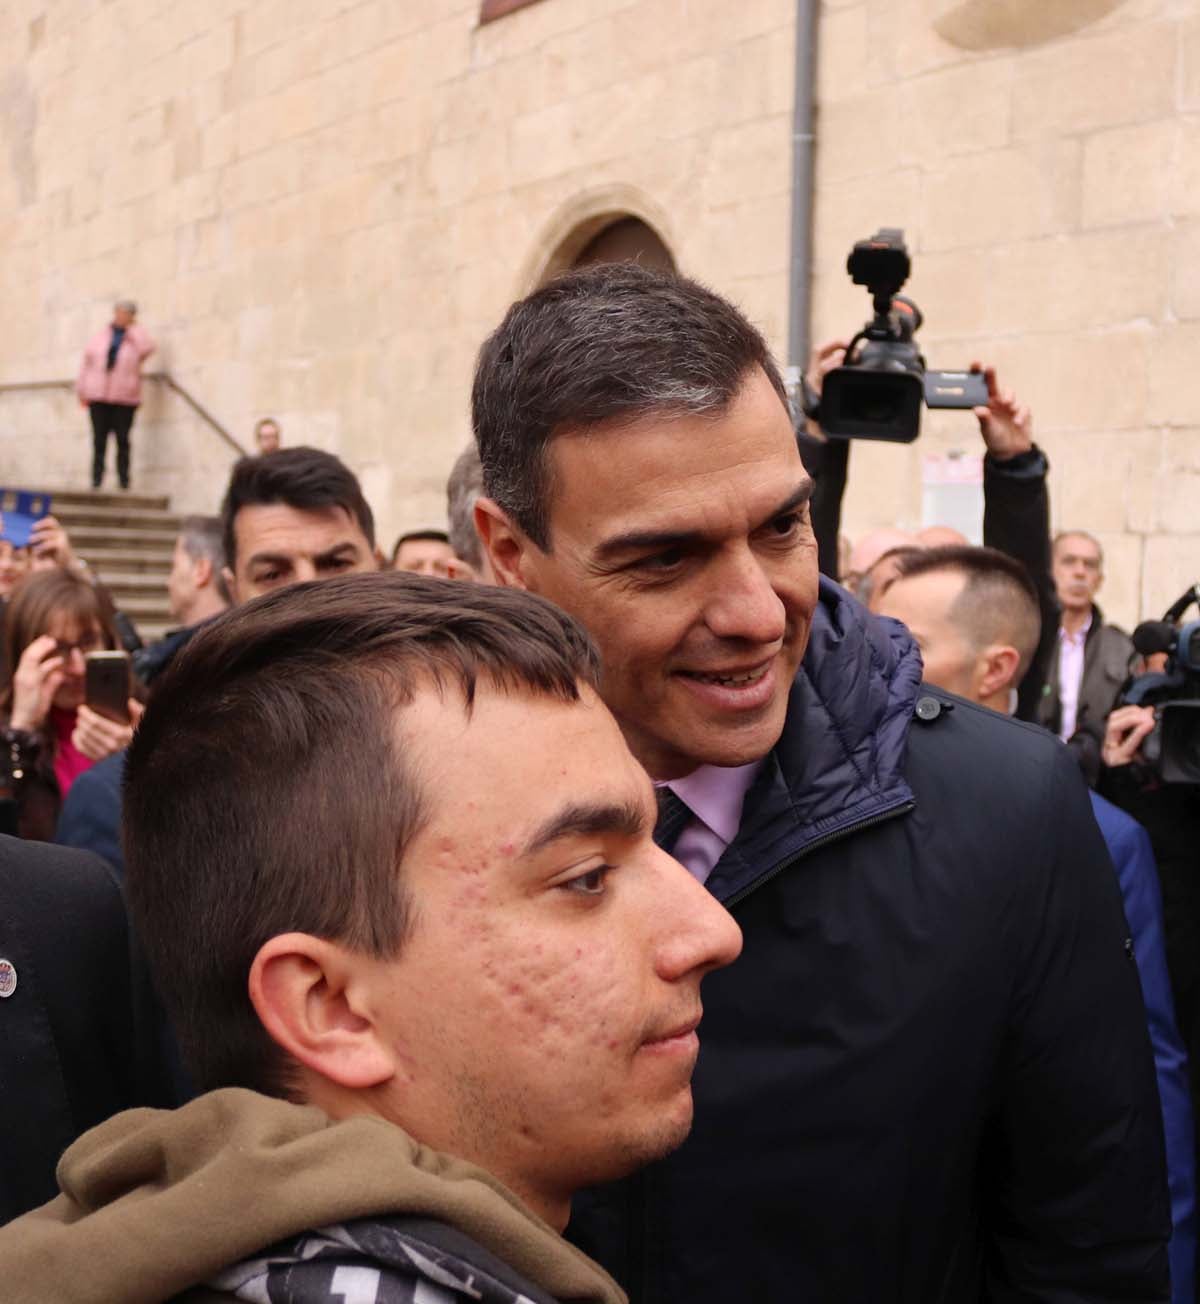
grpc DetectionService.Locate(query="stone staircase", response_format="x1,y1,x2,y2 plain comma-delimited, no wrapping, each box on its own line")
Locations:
46,489,182,643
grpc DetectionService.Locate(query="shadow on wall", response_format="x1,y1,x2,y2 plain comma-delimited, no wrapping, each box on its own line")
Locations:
930,0,1128,49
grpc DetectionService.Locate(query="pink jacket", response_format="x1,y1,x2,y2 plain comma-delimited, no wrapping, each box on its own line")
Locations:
76,323,156,406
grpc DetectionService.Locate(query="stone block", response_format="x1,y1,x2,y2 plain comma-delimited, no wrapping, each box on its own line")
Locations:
922,140,1082,250
1082,119,1176,229
1180,13,1200,114
1142,532,1200,624
1147,321,1200,425
1012,19,1175,140
701,118,791,208
1094,530,1141,632
817,3,870,105
898,57,1014,164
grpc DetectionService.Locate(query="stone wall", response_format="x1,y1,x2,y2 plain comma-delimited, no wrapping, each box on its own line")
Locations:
1,0,1196,626
0,0,796,545
812,0,1200,627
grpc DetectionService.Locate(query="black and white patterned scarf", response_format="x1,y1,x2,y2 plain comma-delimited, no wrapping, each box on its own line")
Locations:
206,1215,561,1304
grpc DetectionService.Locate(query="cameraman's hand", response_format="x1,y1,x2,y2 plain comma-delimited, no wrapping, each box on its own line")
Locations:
1102,704,1157,769
806,339,850,397
970,362,1032,462
71,700,142,763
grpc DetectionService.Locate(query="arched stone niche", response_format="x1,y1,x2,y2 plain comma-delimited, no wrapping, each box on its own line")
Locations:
519,186,677,292
929,0,1129,50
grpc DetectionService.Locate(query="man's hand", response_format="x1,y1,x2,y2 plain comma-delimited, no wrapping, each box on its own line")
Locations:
9,635,66,732
71,700,143,762
970,363,1033,462
806,339,850,397
1101,704,1157,769
29,516,78,572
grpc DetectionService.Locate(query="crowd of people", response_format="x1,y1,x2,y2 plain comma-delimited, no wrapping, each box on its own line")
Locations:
0,264,1197,1303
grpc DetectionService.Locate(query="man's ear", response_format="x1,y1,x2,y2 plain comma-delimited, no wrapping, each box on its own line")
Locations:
373,547,386,571
474,497,537,591
194,556,213,591
975,644,1021,702
249,934,395,1091
445,557,477,582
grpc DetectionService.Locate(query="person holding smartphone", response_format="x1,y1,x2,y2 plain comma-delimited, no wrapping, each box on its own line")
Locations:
1,570,139,840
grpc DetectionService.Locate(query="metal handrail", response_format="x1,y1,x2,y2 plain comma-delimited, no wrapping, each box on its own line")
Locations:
0,372,248,457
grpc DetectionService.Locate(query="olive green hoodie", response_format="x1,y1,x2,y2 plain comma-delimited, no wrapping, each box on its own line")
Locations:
0,1088,626,1304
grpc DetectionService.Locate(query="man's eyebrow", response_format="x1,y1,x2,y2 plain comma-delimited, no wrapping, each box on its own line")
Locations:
522,800,647,857
593,478,814,562
246,552,294,570
315,541,362,563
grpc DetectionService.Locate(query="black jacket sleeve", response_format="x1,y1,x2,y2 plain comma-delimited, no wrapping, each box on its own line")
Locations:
983,746,1171,1301
797,430,848,580
982,447,1058,722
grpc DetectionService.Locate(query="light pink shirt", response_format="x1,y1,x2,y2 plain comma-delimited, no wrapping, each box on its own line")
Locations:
660,760,763,885
1057,613,1092,741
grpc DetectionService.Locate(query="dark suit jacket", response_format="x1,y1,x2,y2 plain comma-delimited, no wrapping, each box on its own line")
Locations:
1036,605,1134,740
0,836,176,1223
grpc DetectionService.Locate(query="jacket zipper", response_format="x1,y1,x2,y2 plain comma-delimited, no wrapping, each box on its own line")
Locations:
721,798,916,909
629,796,916,1304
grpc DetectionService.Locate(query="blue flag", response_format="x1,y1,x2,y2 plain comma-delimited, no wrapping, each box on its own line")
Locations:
0,489,52,548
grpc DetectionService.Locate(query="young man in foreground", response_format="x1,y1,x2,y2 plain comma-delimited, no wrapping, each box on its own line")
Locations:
0,573,740,1303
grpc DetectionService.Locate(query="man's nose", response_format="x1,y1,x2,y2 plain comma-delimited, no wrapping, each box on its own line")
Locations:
704,550,787,647
653,848,743,983
294,560,318,584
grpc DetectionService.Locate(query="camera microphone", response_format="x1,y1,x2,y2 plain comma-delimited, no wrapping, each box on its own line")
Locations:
1132,620,1177,658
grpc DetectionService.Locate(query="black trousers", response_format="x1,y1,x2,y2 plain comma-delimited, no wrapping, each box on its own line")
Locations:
89,401,137,488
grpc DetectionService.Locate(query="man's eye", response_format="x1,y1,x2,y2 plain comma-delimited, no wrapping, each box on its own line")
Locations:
562,866,611,896
633,549,683,573
323,555,355,571
767,512,803,538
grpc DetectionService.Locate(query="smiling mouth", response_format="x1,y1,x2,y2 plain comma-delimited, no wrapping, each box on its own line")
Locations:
679,663,771,688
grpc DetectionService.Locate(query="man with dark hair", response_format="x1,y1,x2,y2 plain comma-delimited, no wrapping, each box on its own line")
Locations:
0,573,740,1302
390,526,456,577
220,446,381,601
878,544,1196,1304
472,262,1169,1303
446,443,493,581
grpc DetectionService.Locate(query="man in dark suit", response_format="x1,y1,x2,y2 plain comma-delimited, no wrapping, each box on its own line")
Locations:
0,836,176,1222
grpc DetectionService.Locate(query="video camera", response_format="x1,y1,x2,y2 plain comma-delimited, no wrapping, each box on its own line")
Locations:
1123,584,1200,784
816,228,987,443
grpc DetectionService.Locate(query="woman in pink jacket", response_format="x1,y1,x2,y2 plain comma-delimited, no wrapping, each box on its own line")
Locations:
76,299,156,491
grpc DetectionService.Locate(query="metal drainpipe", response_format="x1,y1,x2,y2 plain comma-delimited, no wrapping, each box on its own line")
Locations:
786,0,820,407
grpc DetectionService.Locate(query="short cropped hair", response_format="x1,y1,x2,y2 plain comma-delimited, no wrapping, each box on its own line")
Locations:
447,444,485,570
390,528,450,565
178,515,231,605
220,446,375,570
472,263,789,549
124,572,600,1097
894,545,1041,675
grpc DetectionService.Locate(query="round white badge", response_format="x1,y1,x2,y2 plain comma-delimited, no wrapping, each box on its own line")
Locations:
0,959,17,998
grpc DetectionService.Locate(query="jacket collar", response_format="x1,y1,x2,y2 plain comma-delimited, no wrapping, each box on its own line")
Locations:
706,579,922,901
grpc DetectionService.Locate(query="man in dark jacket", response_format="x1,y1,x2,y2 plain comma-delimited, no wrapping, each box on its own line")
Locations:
1036,530,1135,746
0,836,176,1222
472,263,1170,1303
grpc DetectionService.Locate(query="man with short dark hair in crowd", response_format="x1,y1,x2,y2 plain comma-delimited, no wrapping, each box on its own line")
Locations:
390,527,456,578
471,262,1170,1302
1037,529,1134,746
57,447,380,876
0,573,740,1303
877,543,1196,1304
221,445,382,601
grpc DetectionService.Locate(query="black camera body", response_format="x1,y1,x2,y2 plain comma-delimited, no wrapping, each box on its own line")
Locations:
818,228,986,443
1123,586,1200,785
